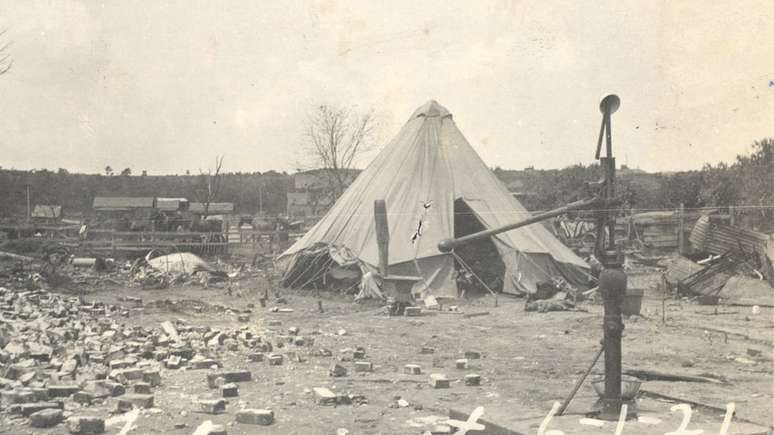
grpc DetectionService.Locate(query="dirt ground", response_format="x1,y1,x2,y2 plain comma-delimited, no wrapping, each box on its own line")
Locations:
1,269,772,435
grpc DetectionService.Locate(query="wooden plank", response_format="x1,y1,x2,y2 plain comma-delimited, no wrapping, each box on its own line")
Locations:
642,236,678,243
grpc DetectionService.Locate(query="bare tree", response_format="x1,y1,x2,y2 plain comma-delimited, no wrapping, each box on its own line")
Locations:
0,28,12,76
193,155,225,219
304,105,375,198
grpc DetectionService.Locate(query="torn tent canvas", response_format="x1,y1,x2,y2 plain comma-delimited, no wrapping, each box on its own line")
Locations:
277,100,591,297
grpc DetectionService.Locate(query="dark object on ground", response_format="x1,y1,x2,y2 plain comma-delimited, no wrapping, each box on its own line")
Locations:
525,299,576,313
623,368,725,384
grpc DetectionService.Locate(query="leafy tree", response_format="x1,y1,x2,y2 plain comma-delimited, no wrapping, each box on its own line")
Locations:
698,162,739,207
655,172,703,209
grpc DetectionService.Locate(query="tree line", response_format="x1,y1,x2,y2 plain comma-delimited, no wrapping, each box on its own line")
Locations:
495,138,773,231
0,170,292,218
1,139,770,232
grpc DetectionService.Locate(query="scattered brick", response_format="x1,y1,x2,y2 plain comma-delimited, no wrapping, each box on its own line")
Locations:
464,351,481,359
235,408,274,425
404,364,422,375
464,373,481,386
133,382,152,394
247,352,264,362
142,369,161,387
313,387,337,405
268,354,283,366
208,424,227,435
85,380,125,398
206,370,252,388
11,401,63,417
221,383,239,398
108,359,136,370
165,355,182,369
329,363,347,377
29,408,64,428
429,374,450,389
117,393,154,409
189,358,221,370
111,367,144,382
428,423,453,434
198,398,226,414
73,391,94,405
455,359,469,369
67,415,106,434
354,361,373,372
404,306,422,316
46,384,81,398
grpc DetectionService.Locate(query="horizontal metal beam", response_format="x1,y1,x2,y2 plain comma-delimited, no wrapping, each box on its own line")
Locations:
437,197,600,253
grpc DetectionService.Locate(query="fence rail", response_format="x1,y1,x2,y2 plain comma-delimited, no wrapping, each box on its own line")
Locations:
0,226,301,257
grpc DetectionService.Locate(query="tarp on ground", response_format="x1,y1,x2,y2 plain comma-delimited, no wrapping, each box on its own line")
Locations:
147,252,215,275
277,100,590,297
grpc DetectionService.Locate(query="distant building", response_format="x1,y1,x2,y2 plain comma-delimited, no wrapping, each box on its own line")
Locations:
189,202,235,215
287,190,331,218
31,205,62,223
92,197,156,230
287,169,359,217
93,197,156,211
156,198,189,213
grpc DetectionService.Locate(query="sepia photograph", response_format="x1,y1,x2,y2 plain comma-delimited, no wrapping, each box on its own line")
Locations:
0,1,772,434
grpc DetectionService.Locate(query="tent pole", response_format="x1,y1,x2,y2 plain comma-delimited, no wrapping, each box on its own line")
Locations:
374,200,389,277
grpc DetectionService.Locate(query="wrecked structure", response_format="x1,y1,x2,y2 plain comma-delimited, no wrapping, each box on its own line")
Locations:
278,101,591,297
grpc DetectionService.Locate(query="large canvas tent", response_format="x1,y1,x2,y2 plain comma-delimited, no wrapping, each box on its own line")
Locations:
277,101,590,297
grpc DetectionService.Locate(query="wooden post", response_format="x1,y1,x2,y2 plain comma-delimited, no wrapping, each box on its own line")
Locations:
25,184,31,223
374,200,389,277
678,203,685,255
729,206,735,226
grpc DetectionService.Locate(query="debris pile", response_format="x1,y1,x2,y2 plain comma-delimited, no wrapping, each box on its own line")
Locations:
0,248,268,294
0,286,291,431
662,250,772,305
129,251,228,290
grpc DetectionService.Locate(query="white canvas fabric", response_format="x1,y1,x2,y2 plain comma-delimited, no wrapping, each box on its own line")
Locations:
278,101,590,297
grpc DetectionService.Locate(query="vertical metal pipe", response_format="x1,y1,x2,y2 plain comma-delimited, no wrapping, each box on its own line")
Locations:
597,97,626,420
599,259,626,419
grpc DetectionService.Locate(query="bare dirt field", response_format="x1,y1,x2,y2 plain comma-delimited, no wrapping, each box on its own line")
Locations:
1,268,772,434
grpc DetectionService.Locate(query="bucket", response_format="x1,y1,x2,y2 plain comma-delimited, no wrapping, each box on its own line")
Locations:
622,288,644,316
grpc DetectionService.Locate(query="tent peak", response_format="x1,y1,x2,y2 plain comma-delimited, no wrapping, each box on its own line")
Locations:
411,100,452,119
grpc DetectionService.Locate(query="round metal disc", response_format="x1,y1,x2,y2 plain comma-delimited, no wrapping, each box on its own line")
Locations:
599,94,620,114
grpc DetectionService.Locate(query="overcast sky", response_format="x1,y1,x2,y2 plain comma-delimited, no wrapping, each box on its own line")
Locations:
0,1,771,175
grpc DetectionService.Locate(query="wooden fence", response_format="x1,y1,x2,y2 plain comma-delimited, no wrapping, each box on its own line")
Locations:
0,225,302,258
